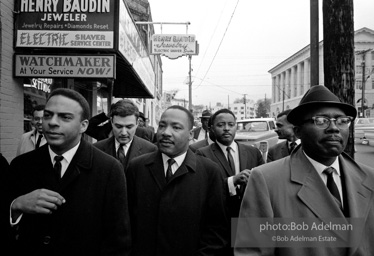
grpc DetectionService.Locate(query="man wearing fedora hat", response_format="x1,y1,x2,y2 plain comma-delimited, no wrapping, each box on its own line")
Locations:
192,110,212,143
235,85,374,256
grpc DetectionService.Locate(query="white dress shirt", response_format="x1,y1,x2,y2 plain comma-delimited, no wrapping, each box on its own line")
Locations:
303,152,343,207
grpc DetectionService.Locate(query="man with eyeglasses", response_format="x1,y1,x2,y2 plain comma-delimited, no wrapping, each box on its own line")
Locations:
17,105,47,156
235,85,374,256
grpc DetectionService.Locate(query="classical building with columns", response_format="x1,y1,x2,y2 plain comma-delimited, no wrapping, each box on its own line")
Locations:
269,27,374,118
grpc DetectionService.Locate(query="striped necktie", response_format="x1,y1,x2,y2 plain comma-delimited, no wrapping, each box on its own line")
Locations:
323,167,342,209
166,158,176,183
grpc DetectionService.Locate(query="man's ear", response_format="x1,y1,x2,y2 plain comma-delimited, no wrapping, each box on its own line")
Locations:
80,119,89,134
293,126,301,139
189,128,194,141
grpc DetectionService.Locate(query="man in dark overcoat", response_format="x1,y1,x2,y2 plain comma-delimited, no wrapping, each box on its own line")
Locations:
6,88,131,256
126,105,228,256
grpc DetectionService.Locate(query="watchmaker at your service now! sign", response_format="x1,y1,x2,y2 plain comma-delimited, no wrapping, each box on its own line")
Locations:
14,54,116,78
15,0,115,49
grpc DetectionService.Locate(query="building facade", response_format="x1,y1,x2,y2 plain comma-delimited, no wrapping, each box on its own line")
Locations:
269,27,374,118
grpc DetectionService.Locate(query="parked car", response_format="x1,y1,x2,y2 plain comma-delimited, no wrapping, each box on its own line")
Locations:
234,118,279,152
354,117,374,142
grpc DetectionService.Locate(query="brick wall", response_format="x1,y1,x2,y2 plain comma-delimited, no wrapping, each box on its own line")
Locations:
0,1,24,162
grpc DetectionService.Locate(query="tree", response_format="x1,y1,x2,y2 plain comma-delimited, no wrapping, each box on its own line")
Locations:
323,0,355,158
255,98,271,118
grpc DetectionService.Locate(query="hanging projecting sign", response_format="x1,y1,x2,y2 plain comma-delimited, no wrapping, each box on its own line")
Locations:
151,34,198,59
14,54,116,78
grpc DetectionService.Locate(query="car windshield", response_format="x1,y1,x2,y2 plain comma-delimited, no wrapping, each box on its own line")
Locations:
356,118,374,125
237,121,269,132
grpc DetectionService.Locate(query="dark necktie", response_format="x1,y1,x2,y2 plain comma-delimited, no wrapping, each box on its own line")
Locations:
323,167,342,208
205,130,208,139
54,155,64,180
35,134,43,149
166,158,176,183
117,145,126,165
226,147,235,175
289,142,296,153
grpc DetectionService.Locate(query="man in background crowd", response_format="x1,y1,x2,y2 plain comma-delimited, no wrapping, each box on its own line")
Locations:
189,116,216,153
267,109,299,162
135,112,155,142
192,109,212,142
17,105,46,156
94,100,157,173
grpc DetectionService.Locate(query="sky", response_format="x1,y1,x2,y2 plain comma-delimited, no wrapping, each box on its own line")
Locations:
148,0,374,108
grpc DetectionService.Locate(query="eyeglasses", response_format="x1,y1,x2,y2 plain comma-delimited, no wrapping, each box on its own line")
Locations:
302,116,352,129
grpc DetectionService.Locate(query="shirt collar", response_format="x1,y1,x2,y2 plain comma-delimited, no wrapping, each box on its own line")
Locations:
303,151,340,177
216,140,238,154
115,138,133,150
48,141,80,165
162,152,187,169
288,139,300,147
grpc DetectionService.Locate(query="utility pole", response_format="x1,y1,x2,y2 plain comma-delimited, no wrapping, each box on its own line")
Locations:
310,0,319,86
188,55,192,112
243,94,247,119
358,49,372,117
265,93,267,117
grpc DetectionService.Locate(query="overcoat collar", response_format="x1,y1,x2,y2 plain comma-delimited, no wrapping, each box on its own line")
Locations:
290,146,374,250
58,139,93,192
211,142,235,176
145,149,197,190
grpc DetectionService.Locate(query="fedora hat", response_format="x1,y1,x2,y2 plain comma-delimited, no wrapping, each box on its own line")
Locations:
287,85,357,125
200,110,212,119
138,112,146,121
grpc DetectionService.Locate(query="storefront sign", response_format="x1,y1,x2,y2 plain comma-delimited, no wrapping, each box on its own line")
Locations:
15,0,115,49
118,0,154,93
15,54,116,78
151,34,198,59
24,78,52,93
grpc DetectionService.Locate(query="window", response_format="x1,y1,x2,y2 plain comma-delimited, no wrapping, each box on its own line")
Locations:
356,80,362,90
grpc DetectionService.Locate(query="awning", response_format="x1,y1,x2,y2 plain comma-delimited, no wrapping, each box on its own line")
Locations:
113,55,154,98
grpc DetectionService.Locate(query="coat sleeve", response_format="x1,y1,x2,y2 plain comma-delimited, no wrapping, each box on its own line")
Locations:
234,168,275,256
101,159,131,256
266,148,274,163
197,161,229,256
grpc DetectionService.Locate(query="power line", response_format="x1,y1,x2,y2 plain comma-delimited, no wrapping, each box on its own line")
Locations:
195,0,241,90
194,0,229,78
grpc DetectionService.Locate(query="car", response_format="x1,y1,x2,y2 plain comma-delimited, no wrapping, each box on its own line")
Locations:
354,118,374,143
234,118,279,152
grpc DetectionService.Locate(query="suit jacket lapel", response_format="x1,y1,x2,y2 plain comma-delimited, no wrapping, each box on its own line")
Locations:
280,141,289,157
238,143,250,172
339,154,373,218
212,143,234,176
339,154,374,256
127,136,141,161
291,149,345,219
